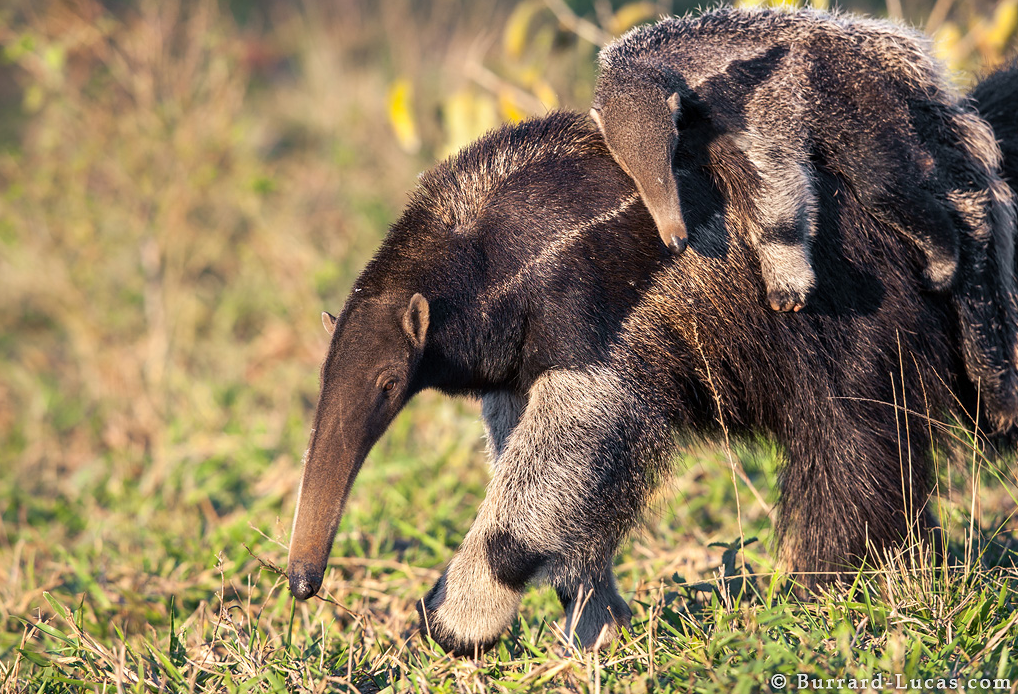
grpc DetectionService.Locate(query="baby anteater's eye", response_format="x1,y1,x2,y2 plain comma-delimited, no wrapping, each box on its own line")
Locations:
381,378,397,392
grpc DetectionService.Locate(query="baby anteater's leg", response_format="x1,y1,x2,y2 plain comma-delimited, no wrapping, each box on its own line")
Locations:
865,184,960,290
726,69,818,312
417,367,672,656
747,158,818,312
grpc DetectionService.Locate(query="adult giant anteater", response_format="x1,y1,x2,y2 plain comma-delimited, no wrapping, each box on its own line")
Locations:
285,63,1018,656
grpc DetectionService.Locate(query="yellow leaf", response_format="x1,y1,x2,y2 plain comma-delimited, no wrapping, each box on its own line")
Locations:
440,90,500,160
932,22,963,71
608,2,658,36
503,0,543,61
42,44,65,73
498,90,527,124
984,0,1018,55
532,80,559,110
519,64,542,88
387,78,421,154
24,83,44,113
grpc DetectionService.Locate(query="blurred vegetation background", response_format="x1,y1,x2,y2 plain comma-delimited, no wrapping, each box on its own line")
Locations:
2,0,1016,527
0,0,1016,690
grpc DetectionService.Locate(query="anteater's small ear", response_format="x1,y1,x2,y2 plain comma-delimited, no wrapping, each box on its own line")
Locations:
666,92,682,126
669,92,707,132
322,311,338,336
589,107,604,132
403,293,429,349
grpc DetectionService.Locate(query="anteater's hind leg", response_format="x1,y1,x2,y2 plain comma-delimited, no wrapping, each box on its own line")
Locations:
418,367,672,656
941,107,1018,431
950,181,1018,431
776,394,938,592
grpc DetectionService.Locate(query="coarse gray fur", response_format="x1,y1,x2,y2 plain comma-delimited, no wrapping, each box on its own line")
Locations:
592,6,1018,428
480,391,528,462
428,368,666,652
477,388,632,649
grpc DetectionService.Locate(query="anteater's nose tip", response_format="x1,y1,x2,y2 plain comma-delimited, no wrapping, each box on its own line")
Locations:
667,234,687,255
288,572,320,600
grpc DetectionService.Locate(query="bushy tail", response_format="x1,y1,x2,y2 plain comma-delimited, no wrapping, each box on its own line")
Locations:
970,59,1018,189
964,59,1018,435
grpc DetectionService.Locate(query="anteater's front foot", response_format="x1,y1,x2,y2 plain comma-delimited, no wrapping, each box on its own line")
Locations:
416,603,498,657
557,577,633,650
417,586,499,657
416,566,521,658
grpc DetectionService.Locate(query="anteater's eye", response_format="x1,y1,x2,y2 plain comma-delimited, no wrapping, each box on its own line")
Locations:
382,378,397,392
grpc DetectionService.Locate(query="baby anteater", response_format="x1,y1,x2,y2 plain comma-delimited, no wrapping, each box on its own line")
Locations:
592,8,1013,315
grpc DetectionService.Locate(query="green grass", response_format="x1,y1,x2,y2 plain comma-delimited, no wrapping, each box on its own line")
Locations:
2,406,1017,693
1,0,1017,692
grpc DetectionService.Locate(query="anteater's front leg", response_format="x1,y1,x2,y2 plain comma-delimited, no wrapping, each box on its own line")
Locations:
418,368,672,656
553,564,633,650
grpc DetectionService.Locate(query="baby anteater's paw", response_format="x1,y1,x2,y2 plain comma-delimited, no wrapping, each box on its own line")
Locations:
758,242,816,313
767,283,809,313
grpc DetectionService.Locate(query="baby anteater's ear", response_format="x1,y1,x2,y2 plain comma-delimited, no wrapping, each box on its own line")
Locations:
666,92,682,124
403,293,430,350
668,91,713,133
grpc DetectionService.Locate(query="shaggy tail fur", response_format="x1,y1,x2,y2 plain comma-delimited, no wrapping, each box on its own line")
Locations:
959,61,1018,432
971,59,1018,189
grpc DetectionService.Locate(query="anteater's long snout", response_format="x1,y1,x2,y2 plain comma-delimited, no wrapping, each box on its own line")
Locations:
288,561,323,600
287,521,334,600
287,441,360,602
